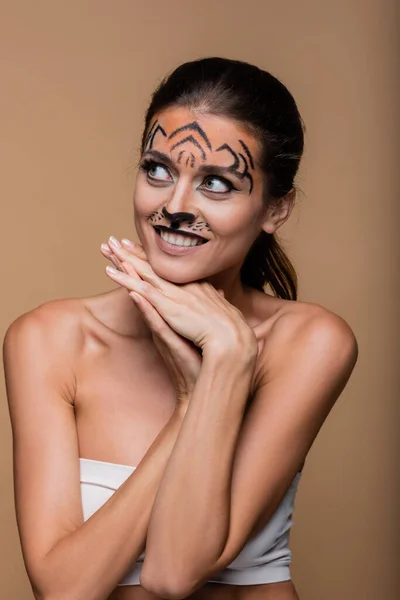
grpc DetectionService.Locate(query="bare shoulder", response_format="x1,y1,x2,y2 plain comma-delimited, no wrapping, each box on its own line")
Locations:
2,297,91,408
3,286,133,350
266,301,358,377
275,299,357,343
253,293,359,378
3,296,86,358
3,287,145,394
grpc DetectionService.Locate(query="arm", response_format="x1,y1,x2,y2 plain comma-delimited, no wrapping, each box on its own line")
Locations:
141,307,358,598
140,344,256,596
3,303,187,600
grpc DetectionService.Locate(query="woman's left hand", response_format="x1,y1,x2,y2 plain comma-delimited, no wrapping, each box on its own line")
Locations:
102,236,259,359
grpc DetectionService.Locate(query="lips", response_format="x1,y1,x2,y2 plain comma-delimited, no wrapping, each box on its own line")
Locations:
153,225,208,243
153,225,207,256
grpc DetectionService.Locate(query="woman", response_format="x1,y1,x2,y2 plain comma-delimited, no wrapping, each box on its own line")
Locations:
3,57,358,600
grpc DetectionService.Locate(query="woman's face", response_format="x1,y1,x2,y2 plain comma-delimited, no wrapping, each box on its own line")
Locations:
133,106,268,285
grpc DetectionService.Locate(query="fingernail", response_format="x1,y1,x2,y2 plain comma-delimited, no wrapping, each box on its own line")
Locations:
101,243,111,253
106,265,122,277
121,238,135,249
109,236,121,248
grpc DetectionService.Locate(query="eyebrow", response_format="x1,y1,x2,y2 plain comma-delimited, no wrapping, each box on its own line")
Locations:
141,149,245,182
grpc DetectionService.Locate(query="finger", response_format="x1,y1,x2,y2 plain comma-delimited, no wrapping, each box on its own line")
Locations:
121,261,144,280
121,238,148,260
107,238,153,274
105,265,184,335
106,236,152,273
101,243,123,270
107,237,147,261
129,291,172,339
107,238,181,297
186,281,227,308
110,247,157,282
101,243,113,259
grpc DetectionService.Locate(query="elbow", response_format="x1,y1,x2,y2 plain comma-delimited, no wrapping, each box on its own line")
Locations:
31,576,85,600
34,590,86,600
28,548,101,600
140,566,193,600
141,584,192,600
30,574,59,600
29,555,105,600
32,587,74,600
33,583,97,600
32,588,64,600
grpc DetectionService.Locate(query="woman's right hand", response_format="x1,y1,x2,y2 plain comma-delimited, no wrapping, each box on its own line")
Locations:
100,239,203,409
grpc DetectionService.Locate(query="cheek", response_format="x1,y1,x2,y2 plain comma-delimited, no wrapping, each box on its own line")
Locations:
208,205,260,239
133,180,167,217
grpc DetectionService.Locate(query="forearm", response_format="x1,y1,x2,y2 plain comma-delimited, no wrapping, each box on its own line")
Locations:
141,349,256,593
35,406,187,600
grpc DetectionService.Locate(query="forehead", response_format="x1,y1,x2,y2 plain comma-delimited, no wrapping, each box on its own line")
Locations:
146,106,260,165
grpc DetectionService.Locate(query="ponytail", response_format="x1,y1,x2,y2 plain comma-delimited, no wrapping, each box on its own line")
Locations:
240,231,297,300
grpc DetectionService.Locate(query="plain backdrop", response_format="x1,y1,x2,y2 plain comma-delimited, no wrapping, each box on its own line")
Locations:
1,1,399,599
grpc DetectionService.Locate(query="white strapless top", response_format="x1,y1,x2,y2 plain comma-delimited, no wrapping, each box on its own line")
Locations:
79,457,302,586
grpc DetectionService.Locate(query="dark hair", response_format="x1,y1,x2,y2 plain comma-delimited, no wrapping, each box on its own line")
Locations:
140,57,305,300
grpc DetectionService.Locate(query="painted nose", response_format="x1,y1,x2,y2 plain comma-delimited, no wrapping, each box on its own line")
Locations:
162,206,195,226
162,181,198,225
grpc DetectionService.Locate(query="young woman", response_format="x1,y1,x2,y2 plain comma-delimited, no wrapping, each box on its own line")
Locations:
3,57,358,600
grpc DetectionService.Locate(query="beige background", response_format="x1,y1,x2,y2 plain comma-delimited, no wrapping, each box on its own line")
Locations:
1,1,398,598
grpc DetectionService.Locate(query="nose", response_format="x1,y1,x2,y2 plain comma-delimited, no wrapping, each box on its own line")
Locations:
162,206,195,226
162,181,198,226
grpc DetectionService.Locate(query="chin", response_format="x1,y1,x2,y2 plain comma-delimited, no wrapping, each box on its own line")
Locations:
145,255,209,285
150,263,202,284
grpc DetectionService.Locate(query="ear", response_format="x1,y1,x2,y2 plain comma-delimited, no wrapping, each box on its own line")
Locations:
260,188,297,235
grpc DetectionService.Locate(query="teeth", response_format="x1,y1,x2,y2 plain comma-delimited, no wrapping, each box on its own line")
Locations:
159,230,203,247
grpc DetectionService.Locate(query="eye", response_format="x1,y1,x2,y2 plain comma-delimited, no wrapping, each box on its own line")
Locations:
140,160,172,182
201,176,235,194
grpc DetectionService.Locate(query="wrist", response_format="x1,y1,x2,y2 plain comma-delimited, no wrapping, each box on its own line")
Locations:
202,346,257,375
203,337,258,365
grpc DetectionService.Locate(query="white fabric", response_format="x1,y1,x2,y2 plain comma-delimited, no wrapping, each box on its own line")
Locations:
79,457,302,586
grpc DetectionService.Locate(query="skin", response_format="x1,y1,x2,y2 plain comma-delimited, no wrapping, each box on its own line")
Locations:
4,106,358,600
132,107,295,298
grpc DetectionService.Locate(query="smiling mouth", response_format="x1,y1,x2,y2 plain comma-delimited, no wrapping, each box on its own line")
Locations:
153,225,209,245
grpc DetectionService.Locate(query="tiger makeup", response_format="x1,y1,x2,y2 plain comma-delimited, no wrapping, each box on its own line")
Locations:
143,119,255,194
133,106,267,286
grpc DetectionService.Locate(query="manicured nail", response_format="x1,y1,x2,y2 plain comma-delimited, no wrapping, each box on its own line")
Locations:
109,236,121,248
106,265,122,277
101,243,111,253
121,238,135,249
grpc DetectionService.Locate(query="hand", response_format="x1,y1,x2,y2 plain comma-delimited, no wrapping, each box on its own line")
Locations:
103,237,258,360
101,238,202,407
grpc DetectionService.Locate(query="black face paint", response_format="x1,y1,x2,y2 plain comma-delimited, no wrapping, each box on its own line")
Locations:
168,121,212,149
215,143,254,193
177,150,196,168
143,119,256,235
170,135,207,161
238,139,255,169
162,206,196,224
149,209,211,235
144,120,167,150
146,121,212,167
144,119,255,193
